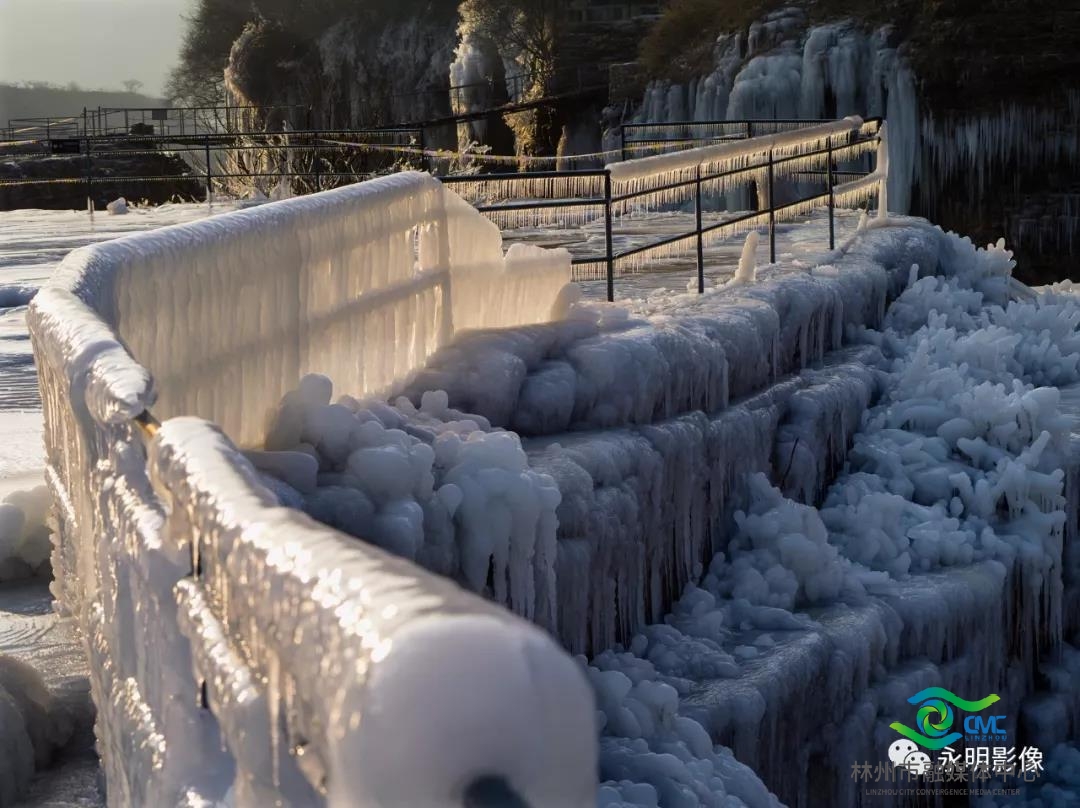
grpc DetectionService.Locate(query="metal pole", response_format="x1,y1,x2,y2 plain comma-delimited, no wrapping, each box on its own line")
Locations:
827,137,835,251
205,134,212,209
85,127,93,214
746,121,752,140
695,164,704,294
768,148,776,264
124,109,129,133
418,127,428,173
604,171,614,303
620,126,626,162
313,133,321,192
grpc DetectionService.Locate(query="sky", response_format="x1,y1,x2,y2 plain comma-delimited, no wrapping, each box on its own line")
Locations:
0,0,194,95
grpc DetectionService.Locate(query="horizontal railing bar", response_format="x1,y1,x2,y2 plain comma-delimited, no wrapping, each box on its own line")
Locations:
474,198,605,212
441,169,608,182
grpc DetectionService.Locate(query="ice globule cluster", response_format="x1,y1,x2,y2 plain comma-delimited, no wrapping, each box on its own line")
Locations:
256,377,562,629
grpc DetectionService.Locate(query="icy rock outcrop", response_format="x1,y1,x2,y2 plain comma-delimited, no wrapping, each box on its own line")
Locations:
317,13,457,127
632,11,918,213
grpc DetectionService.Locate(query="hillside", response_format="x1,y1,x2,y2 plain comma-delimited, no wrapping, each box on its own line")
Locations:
0,84,166,126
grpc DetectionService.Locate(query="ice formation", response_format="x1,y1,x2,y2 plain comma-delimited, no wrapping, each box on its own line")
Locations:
0,484,51,582
0,285,37,309
630,9,918,214
249,218,1080,804
41,171,570,446
24,154,1080,803
0,654,76,807
27,173,591,805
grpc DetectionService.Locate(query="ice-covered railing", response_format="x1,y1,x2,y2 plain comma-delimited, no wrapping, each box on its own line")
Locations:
448,116,886,296
27,172,592,805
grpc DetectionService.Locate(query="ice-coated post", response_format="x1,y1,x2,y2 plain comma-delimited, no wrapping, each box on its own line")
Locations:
746,120,753,140
83,109,92,214
827,137,835,250
604,170,614,302
767,149,776,264
695,164,704,294
419,127,428,173
204,134,212,209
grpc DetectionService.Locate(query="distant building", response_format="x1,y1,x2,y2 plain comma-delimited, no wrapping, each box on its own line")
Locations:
566,0,664,24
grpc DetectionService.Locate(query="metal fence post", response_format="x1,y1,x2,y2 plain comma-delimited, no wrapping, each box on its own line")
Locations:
313,133,321,192
205,134,212,208
695,164,704,294
826,136,835,251
84,130,93,213
768,148,776,264
604,170,614,303
419,127,428,173
620,126,626,162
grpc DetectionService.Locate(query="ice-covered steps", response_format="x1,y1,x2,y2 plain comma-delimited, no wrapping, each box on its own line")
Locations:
674,559,1049,806
399,220,944,438
529,345,884,655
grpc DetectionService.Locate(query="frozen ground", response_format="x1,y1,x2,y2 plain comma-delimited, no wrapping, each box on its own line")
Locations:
0,580,100,807
504,208,861,302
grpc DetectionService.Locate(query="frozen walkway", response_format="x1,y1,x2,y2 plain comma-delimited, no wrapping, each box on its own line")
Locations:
503,208,862,302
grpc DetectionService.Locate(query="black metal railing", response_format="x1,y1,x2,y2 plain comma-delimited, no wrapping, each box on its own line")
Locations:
2,104,312,142
447,118,884,301
2,116,884,302
0,128,427,206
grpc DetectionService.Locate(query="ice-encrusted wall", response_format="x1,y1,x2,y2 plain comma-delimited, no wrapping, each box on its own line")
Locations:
48,172,569,448
27,174,588,805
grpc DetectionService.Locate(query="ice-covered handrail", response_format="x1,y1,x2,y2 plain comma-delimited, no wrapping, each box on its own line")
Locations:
152,418,597,807
27,172,582,805
606,115,864,183
834,122,890,215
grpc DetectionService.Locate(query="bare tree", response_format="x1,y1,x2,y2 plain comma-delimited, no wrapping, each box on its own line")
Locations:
122,79,144,94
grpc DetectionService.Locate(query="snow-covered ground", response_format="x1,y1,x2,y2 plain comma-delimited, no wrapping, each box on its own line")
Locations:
0,202,242,584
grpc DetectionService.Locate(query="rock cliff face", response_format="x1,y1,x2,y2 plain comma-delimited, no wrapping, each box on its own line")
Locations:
626,4,1080,283
218,4,458,130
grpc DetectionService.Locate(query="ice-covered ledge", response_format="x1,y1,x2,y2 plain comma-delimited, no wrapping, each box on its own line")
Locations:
27,173,592,805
